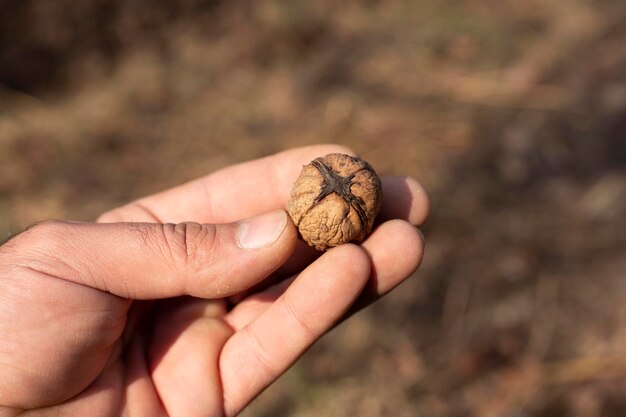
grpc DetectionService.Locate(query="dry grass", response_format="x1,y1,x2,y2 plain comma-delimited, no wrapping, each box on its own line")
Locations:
1,0,625,415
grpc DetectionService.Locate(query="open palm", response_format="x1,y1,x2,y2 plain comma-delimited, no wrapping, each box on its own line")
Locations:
0,145,428,417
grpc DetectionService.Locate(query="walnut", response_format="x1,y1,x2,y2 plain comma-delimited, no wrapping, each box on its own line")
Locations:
287,153,383,251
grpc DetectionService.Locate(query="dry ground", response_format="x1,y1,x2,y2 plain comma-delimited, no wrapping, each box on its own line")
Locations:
1,1,625,416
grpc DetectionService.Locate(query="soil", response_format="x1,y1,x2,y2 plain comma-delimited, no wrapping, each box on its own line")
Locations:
1,1,625,416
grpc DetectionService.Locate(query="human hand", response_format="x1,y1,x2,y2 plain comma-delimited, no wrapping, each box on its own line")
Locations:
0,145,428,417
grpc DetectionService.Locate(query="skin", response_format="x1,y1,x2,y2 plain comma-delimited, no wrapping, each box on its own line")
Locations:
0,144,429,417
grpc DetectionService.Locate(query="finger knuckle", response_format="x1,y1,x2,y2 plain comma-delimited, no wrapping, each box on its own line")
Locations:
283,296,319,339
10,220,65,252
155,222,217,272
244,326,281,376
0,220,68,274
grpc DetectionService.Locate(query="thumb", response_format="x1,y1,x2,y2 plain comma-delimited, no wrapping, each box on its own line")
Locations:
2,210,297,299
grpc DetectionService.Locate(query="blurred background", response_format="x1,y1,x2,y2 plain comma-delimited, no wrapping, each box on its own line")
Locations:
1,0,625,415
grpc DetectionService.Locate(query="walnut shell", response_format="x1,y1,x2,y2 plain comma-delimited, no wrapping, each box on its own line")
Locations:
287,153,383,251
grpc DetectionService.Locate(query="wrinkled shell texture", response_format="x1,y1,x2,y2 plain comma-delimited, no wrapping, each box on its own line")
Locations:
287,153,383,251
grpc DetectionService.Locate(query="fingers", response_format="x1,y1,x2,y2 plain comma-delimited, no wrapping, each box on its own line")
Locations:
219,244,370,416
216,220,423,415
225,219,425,330
353,219,425,310
97,145,430,229
149,298,232,417
226,276,296,331
380,176,430,226
3,211,297,299
98,144,356,224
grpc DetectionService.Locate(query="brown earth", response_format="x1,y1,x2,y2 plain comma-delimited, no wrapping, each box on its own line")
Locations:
1,1,625,416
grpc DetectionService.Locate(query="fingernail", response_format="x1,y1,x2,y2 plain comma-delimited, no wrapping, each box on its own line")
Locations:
236,210,287,249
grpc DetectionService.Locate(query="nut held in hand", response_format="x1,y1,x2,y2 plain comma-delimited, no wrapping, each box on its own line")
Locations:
287,153,383,251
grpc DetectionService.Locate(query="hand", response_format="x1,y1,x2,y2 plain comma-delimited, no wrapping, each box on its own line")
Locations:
0,145,428,417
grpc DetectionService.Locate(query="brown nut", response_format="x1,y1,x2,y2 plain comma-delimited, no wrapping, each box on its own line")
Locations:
287,153,383,251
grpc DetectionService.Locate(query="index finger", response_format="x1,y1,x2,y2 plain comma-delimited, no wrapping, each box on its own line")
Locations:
99,145,354,224
98,144,429,226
